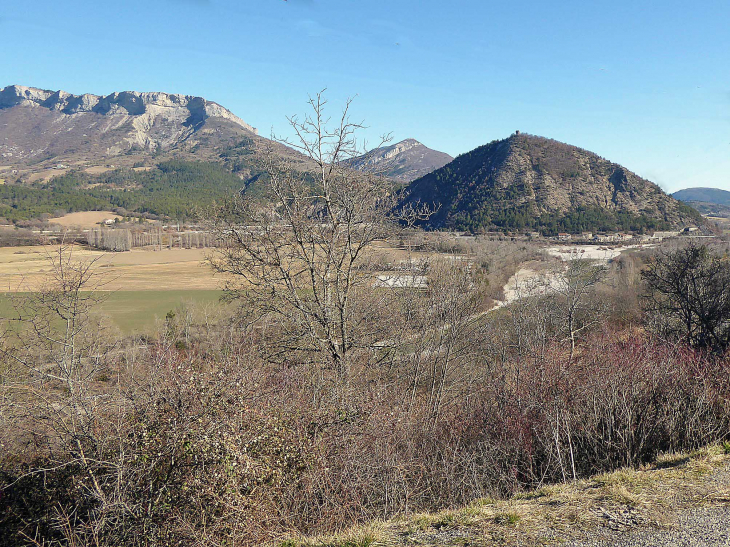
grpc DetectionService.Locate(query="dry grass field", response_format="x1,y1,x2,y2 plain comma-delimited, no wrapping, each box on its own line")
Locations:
0,245,221,292
0,242,438,293
27,168,70,183
84,165,115,175
0,237,507,332
0,240,442,332
49,211,121,228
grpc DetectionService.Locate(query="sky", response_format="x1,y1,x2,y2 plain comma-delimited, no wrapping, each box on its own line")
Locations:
1,0,728,192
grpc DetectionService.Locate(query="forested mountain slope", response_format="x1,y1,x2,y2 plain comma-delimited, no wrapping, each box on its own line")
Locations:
0,85,313,221
0,161,253,222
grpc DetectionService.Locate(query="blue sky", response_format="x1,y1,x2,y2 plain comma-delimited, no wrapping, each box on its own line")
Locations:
1,0,728,191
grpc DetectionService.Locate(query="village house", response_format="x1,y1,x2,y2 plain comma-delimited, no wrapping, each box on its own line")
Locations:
652,230,680,241
595,233,616,243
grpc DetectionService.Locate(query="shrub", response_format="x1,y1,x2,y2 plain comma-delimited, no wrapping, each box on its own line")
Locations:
642,242,730,352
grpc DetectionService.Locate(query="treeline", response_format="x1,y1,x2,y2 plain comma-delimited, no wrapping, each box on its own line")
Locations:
0,227,49,247
86,227,218,251
86,229,132,252
0,160,256,222
450,205,675,235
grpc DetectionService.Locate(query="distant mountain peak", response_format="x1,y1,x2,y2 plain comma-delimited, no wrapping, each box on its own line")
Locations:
347,138,452,183
672,187,730,217
673,187,730,206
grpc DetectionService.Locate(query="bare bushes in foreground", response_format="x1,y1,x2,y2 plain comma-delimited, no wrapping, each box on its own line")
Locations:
2,299,728,546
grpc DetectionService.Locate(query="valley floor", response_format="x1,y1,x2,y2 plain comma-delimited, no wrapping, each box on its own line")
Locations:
0,244,227,332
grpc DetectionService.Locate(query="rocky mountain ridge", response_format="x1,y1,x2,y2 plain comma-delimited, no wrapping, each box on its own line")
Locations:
0,85,255,131
0,85,257,172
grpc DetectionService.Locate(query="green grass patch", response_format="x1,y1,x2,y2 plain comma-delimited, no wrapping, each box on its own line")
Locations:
0,290,226,334
494,512,521,526
98,290,225,332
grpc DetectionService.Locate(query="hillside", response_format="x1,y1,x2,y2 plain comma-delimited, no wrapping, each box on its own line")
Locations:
346,138,452,182
673,187,730,206
679,201,730,218
0,161,254,222
401,133,702,235
673,188,730,218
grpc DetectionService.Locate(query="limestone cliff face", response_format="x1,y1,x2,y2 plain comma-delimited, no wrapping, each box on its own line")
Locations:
402,133,701,232
346,139,453,183
0,85,256,163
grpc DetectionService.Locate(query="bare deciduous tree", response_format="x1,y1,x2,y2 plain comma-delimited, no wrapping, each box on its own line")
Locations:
552,254,606,360
211,92,427,406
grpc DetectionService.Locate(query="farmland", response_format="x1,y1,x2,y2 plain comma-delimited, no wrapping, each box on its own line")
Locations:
0,245,220,291
0,240,442,332
0,245,226,332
